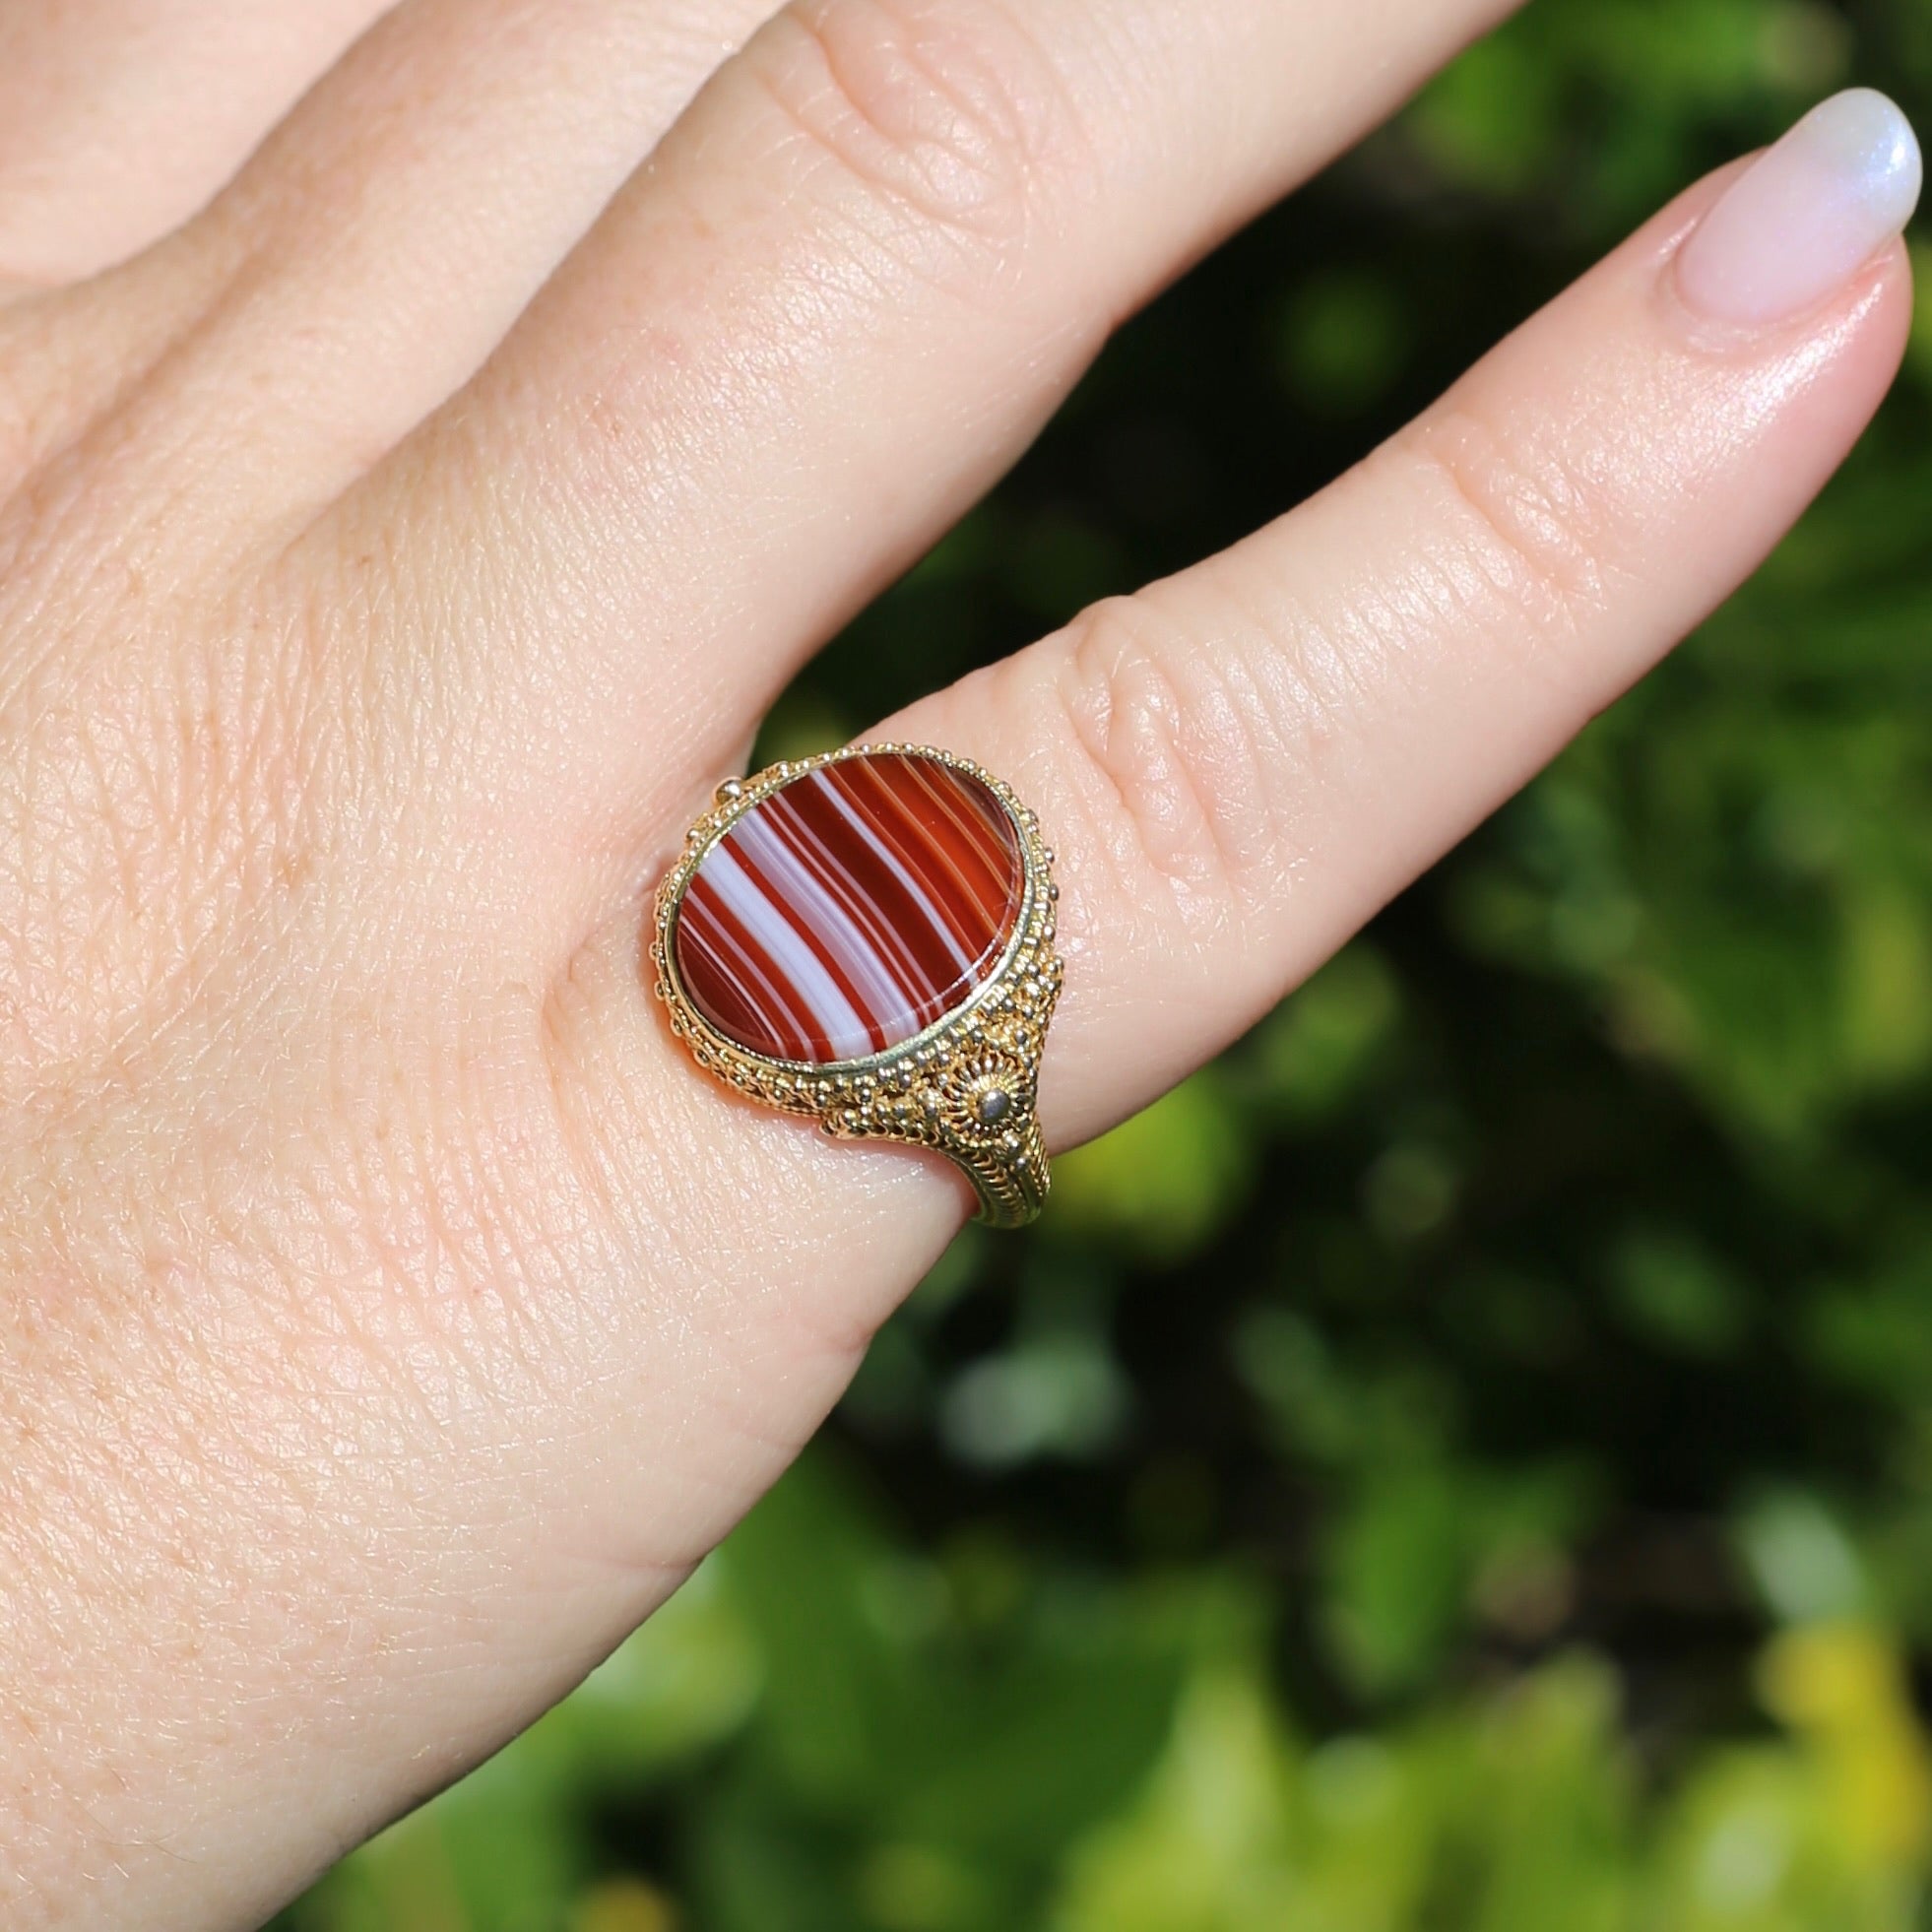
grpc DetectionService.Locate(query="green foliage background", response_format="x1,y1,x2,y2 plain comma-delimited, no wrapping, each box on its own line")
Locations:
282,3,1932,1926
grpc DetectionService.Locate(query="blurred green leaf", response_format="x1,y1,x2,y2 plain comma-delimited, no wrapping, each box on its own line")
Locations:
1051,1071,1252,1260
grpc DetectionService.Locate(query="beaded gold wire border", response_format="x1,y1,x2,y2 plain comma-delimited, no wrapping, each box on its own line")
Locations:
650,742,1063,1228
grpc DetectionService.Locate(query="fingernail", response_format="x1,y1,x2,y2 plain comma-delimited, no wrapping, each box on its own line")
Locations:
1676,89,1922,326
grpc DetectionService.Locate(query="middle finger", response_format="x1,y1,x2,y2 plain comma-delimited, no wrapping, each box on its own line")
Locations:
323,0,1521,916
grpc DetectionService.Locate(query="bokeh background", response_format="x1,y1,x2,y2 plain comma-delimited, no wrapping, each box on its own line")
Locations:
278,2,1932,1926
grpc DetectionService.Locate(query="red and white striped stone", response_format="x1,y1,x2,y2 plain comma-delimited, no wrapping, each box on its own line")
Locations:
672,751,1025,1065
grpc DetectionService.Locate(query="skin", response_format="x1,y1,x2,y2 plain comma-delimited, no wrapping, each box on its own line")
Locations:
0,1,1912,1925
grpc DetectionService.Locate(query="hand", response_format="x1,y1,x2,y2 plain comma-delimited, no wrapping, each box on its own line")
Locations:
0,3,1917,1924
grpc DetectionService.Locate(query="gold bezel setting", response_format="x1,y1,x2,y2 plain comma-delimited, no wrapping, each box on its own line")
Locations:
650,742,1063,1228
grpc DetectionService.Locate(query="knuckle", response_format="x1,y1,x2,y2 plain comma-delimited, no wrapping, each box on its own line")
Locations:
1391,404,1617,659
752,0,1085,279
1052,591,1332,928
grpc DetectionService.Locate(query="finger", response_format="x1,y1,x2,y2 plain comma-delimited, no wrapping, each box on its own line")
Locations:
360,130,1927,1875
867,92,1923,1146
0,0,393,289
60,97,1916,1932
321,0,1522,898
536,97,1921,1537
51,0,784,516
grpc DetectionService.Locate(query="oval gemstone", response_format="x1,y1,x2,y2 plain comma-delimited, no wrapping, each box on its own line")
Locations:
673,751,1025,1065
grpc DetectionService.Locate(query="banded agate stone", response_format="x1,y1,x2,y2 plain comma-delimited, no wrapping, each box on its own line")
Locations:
672,750,1025,1065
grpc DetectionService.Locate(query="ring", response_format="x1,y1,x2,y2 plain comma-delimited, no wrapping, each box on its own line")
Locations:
651,743,1063,1228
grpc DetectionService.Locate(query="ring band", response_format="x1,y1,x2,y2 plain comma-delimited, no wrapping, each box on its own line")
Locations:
651,743,1063,1228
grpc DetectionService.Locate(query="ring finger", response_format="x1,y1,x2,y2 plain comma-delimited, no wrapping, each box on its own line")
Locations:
0,0,789,513
0,0,394,290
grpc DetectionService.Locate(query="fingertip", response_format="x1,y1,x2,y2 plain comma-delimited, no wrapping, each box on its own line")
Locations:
1673,89,1921,330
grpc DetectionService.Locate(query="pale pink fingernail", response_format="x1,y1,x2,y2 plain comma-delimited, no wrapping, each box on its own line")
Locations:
1676,89,1922,326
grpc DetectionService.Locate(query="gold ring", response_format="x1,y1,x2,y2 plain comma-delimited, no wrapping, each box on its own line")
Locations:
650,743,1063,1228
